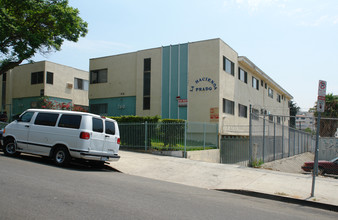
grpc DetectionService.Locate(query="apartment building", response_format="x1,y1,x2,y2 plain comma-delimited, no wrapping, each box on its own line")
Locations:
89,38,293,136
0,61,89,121
296,111,315,131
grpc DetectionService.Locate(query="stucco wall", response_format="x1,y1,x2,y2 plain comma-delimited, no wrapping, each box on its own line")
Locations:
188,39,221,123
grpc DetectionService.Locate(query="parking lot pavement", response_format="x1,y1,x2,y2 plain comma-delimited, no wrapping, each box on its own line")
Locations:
109,150,338,208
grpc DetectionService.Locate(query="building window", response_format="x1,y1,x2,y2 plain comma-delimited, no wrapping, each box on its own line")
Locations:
238,68,247,83
223,98,234,115
252,108,259,120
90,69,107,84
268,88,274,98
74,78,89,91
238,104,248,118
277,94,281,103
46,72,53,84
252,77,259,90
277,116,281,124
91,103,108,115
31,71,44,84
143,58,151,110
223,56,234,76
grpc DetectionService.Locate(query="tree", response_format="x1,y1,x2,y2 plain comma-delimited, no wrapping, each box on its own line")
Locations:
289,100,300,128
314,93,338,137
0,0,88,75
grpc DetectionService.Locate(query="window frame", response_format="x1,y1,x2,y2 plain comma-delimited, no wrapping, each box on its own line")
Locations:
92,118,103,133
46,72,53,85
238,68,247,83
34,112,59,127
58,114,82,129
252,77,259,90
143,58,151,110
90,69,108,84
238,104,248,118
268,88,274,98
31,71,44,85
223,98,235,115
223,56,235,76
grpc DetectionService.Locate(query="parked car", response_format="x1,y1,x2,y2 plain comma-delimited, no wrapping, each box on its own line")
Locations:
301,157,338,175
2,109,120,166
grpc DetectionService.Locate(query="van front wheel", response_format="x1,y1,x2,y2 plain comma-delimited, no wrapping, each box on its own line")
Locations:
3,139,21,157
53,146,71,167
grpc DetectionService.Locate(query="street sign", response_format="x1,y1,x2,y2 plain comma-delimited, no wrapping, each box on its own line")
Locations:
317,80,327,113
317,100,325,112
318,80,327,97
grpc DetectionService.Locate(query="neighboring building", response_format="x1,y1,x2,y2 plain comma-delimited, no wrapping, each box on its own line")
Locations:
89,38,293,136
0,61,89,120
296,111,315,131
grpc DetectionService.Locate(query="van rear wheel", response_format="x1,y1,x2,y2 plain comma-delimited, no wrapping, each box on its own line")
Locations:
53,146,71,167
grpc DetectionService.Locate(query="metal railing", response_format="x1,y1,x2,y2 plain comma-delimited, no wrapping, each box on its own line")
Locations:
118,121,218,154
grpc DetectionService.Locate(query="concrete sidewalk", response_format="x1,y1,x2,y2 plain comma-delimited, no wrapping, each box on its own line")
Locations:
109,150,338,208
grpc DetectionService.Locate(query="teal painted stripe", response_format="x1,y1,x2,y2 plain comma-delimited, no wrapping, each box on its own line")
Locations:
162,46,170,119
161,43,188,120
89,96,136,116
179,43,188,120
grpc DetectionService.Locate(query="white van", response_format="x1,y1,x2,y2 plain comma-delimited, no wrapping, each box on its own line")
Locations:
2,109,120,166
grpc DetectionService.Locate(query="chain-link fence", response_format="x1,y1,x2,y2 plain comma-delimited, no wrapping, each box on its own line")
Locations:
118,122,219,154
221,113,314,167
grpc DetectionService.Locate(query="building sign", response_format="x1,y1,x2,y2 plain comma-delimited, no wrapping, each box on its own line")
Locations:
190,77,217,92
210,107,219,122
178,99,188,107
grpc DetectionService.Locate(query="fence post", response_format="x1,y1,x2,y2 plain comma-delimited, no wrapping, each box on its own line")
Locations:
145,121,148,151
273,117,276,160
282,117,284,158
203,122,206,150
184,121,187,158
294,129,296,155
249,105,252,166
288,127,291,157
262,113,266,163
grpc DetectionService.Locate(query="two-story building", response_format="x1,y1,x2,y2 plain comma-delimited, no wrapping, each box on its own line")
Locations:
0,61,89,121
89,38,293,136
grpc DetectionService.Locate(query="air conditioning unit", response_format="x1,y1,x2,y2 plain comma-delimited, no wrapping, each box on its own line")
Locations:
66,83,73,89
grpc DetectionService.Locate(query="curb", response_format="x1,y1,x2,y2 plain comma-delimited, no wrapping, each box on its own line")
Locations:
217,189,338,212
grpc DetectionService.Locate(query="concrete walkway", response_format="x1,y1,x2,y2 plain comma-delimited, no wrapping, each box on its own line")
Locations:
109,150,338,208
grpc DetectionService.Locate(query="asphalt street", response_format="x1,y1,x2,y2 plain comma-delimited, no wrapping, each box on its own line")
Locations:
0,153,337,220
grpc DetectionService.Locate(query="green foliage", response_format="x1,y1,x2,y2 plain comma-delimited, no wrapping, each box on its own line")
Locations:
250,158,264,168
314,93,338,137
0,0,88,74
108,115,161,123
289,100,300,128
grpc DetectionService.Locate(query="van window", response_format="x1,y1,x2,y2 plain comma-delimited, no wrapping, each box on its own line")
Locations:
58,114,82,129
19,111,35,122
105,121,115,135
34,113,59,126
92,118,103,133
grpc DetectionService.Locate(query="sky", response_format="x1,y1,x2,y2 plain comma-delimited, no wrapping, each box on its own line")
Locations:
31,0,338,112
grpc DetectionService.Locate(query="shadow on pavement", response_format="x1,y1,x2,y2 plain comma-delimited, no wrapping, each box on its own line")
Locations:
0,152,120,172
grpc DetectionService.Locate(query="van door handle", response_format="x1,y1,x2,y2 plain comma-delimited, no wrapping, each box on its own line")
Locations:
105,135,110,138
25,125,30,128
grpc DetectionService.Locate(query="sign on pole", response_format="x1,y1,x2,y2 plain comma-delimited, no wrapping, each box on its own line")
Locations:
317,80,327,112
311,80,327,197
